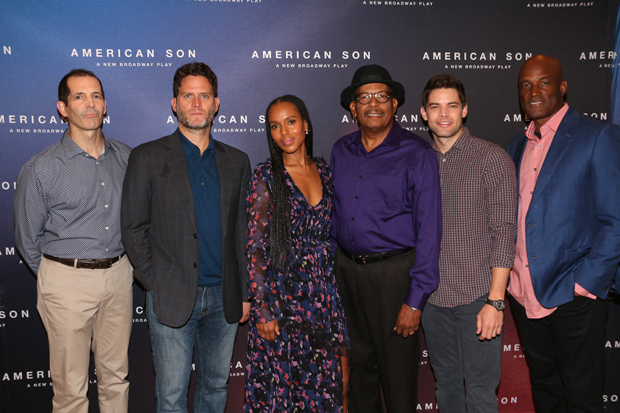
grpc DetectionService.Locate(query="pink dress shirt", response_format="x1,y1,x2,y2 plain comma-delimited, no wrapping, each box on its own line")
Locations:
508,104,594,319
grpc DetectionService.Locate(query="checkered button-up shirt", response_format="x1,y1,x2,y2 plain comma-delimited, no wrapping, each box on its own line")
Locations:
14,131,131,274
428,128,517,307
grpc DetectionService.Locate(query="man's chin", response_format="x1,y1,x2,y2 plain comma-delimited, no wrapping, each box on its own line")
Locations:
180,119,212,131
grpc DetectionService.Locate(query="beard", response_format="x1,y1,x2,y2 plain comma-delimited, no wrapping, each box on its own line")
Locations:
177,108,215,131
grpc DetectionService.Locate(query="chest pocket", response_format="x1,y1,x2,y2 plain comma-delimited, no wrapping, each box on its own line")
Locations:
371,172,407,211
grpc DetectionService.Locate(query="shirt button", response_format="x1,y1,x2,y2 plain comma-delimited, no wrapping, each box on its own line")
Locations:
106,248,109,251
359,175,362,178
194,263,198,268
101,182,105,186
364,155,367,159
194,233,198,239
355,196,358,199
351,238,355,242
105,226,109,230
201,182,205,186
442,158,446,162
351,217,355,221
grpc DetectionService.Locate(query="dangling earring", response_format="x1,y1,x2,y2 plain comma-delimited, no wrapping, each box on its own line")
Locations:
353,116,358,123
305,130,309,135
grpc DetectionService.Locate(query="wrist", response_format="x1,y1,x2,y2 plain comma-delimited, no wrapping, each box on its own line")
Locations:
485,298,505,311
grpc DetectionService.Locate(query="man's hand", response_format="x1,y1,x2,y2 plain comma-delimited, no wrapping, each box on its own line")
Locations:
476,304,503,341
239,302,251,324
394,304,421,338
256,319,280,341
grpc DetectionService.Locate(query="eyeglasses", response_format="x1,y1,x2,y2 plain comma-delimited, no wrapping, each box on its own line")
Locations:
355,91,392,105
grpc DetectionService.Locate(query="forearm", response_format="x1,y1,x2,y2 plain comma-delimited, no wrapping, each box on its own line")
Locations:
14,166,46,275
488,267,510,300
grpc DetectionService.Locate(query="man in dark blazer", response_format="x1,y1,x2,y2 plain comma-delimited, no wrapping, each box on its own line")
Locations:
506,55,620,412
121,62,250,413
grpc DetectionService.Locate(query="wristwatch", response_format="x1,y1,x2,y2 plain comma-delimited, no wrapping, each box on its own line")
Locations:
485,299,505,311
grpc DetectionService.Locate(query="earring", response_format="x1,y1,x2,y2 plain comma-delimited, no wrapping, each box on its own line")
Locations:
306,130,309,135
353,116,358,123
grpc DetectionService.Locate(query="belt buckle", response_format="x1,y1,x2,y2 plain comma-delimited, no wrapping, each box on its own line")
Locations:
83,261,96,270
353,254,366,264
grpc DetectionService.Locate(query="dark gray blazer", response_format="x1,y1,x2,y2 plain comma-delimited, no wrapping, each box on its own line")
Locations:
121,130,251,327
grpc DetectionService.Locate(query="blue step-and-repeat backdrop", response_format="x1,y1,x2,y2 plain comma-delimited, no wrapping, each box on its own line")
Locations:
2,0,620,411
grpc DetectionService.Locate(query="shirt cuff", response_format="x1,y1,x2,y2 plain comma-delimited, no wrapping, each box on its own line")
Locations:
404,288,429,311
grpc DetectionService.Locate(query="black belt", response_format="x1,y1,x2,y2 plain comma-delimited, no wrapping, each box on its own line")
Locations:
43,253,125,270
340,247,413,265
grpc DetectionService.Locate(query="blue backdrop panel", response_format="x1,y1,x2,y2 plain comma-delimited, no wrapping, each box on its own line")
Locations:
1,1,619,412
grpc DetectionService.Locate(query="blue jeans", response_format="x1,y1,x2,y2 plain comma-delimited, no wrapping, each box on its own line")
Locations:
146,286,238,413
421,295,502,413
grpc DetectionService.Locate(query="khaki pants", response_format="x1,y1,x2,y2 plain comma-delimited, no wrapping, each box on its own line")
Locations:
37,254,133,413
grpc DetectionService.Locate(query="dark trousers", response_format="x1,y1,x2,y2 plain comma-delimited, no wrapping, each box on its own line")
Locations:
422,297,502,413
509,294,609,413
335,248,419,413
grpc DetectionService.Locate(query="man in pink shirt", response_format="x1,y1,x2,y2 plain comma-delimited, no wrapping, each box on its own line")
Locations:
506,55,620,412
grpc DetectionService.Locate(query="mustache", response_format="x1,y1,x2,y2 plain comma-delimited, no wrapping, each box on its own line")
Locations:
363,109,385,117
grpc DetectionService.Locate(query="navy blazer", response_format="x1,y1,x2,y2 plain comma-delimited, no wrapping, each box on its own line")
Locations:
121,131,251,327
506,107,620,308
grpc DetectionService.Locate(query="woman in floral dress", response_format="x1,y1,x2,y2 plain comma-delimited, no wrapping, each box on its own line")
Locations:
244,95,349,412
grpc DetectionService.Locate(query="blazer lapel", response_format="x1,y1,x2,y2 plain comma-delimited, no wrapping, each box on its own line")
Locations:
214,140,233,241
513,134,527,176
165,132,198,231
529,109,579,209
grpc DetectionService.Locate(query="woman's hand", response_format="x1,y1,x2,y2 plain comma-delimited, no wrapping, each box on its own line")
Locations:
256,319,280,341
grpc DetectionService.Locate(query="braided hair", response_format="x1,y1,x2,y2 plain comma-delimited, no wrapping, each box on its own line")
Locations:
265,95,314,269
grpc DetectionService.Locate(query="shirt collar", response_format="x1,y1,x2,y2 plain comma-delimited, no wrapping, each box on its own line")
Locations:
61,130,112,159
431,127,471,153
346,120,404,148
525,103,569,141
179,128,215,158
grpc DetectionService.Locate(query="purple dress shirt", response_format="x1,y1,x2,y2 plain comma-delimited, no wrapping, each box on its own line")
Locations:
330,121,442,309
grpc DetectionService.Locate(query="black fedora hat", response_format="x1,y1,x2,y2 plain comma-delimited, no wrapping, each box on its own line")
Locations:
340,64,405,109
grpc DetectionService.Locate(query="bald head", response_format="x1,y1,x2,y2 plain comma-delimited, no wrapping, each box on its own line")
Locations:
518,55,567,132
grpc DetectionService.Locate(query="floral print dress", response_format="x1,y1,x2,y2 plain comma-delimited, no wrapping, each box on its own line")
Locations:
244,158,349,412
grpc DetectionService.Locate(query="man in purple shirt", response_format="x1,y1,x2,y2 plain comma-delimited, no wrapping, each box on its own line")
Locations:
330,64,442,413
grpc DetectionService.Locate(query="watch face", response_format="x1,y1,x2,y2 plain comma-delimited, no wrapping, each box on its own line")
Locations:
494,300,506,311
